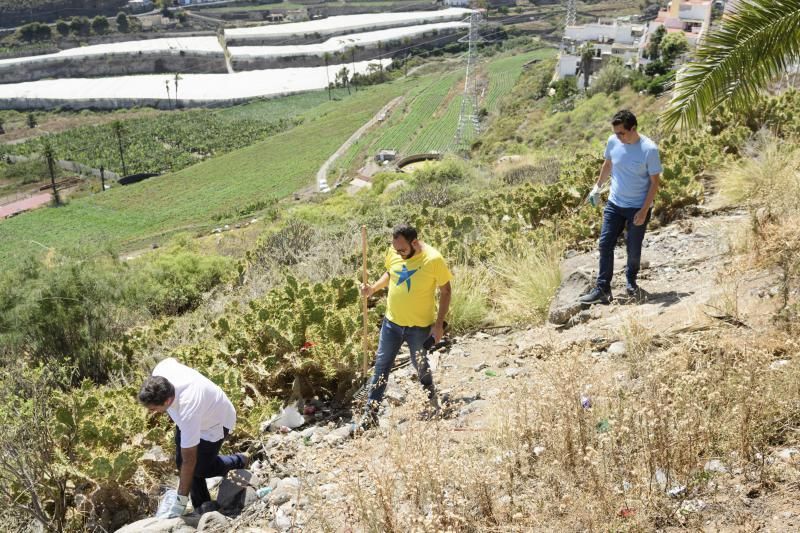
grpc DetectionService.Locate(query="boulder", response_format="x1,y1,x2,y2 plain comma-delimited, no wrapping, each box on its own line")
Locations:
217,469,260,510
268,477,300,506
548,270,593,325
607,341,627,357
197,511,230,532
114,516,199,533
383,180,406,194
323,424,354,445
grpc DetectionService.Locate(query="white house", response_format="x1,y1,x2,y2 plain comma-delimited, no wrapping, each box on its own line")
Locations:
444,0,471,6
556,19,648,87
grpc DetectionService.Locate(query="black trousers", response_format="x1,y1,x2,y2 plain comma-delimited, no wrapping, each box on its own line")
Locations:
174,426,245,508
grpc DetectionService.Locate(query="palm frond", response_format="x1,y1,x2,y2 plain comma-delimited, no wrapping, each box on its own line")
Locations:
661,0,800,131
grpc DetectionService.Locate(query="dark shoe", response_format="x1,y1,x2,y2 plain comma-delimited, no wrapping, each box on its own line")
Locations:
237,452,250,469
580,287,612,305
198,501,220,515
625,284,639,297
358,409,379,432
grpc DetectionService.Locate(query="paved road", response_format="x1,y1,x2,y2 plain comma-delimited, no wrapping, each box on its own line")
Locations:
0,192,51,219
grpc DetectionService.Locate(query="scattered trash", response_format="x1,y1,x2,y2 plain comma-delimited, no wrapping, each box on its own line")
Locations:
618,507,636,518
303,405,316,416
256,487,273,499
769,359,790,370
533,446,546,456
156,489,178,518
580,395,592,409
596,419,610,433
703,459,728,474
266,404,305,432
668,485,687,498
485,370,497,377
655,468,668,489
680,498,706,513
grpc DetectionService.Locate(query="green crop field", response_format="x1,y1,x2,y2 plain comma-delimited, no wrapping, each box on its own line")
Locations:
0,48,553,265
337,47,556,169
0,82,409,265
0,89,338,177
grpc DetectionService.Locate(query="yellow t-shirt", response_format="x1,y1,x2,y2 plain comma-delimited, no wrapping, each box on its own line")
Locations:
384,244,453,327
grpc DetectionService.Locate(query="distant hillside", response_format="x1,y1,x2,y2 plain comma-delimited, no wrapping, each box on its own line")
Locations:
0,0,129,27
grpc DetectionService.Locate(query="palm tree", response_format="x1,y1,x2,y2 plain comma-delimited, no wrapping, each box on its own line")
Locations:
174,72,182,109
662,1,800,130
579,43,595,91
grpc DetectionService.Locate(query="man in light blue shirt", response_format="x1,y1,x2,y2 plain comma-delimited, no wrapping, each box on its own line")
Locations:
581,110,662,304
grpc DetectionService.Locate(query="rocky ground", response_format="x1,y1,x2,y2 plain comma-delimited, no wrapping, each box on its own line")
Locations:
116,202,800,532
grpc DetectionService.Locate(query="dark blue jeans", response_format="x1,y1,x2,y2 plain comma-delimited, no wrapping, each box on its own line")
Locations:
365,318,436,409
597,201,651,292
175,426,247,508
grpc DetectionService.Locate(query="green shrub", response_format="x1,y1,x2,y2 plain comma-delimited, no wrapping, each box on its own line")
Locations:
371,171,405,195
132,247,233,315
411,157,473,184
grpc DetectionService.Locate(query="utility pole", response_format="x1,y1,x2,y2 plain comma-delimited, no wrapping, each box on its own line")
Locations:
351,47,357,91
566,0,577,28
324,52,332,100
100,165,106,191
112,121,128,176
453,11,483,151
44,142,60,206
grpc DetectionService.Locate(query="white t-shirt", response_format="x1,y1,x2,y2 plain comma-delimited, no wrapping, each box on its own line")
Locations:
152,358,237,448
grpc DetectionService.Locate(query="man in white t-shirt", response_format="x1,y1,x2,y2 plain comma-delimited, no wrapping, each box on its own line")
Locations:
138,358,247,517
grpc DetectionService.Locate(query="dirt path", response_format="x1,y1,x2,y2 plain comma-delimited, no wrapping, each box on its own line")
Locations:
315,96,403,192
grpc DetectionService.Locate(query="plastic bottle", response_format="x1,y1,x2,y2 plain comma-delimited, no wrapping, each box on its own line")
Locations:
580,395,592,409
256,486,273,499
156,489,178,518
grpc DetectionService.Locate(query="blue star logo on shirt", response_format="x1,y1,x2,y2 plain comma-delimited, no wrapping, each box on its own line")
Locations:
395,264,417,292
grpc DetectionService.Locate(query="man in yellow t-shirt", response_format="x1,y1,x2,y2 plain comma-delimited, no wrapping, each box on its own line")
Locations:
360,223,453,428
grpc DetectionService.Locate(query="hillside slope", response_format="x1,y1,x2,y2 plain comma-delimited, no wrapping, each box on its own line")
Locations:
179,198,800,532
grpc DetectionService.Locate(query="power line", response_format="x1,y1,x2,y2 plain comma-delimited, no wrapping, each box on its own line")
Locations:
454,10,483,152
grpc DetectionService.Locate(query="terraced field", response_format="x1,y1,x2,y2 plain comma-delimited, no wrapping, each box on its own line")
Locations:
0,82,411,265
337,47,556,169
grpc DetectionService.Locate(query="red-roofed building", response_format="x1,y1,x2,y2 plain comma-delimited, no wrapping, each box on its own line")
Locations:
648,0,713,48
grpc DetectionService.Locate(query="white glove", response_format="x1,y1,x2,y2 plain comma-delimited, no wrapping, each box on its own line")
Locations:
157,492,189,519
587,184,601,207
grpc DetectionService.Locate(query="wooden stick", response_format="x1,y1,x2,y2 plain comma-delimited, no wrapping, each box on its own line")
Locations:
361,225,369,380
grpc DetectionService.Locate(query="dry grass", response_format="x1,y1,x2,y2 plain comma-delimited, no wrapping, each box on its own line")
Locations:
314,325,800,531
721,135,800,330
490,240,564,326
447,265,491,334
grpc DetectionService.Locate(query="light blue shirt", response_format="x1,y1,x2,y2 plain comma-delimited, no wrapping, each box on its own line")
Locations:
604,134,662,208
